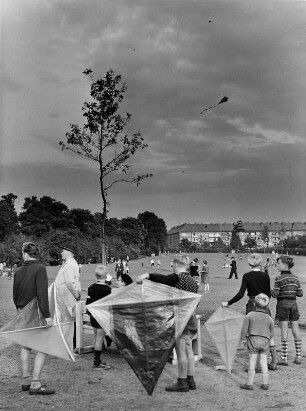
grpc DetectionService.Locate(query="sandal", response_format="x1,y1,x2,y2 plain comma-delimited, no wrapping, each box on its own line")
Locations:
29,386,55,395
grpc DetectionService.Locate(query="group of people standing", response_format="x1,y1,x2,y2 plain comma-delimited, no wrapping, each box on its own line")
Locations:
222,253,303,391
9,243,304,396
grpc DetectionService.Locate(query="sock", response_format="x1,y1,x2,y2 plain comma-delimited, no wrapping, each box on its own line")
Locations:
269,345,276,365
207,284,210,292
262,373,269,385
30,380,41,389
22,375,31,383
294,340,302,360
281,340,288,361
247,371,255,386
93,349,102,366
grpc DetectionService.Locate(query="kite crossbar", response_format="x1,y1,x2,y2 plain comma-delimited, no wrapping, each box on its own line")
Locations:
0,322,73,334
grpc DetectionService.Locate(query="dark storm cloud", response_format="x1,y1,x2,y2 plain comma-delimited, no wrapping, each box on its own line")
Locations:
1,0,306,227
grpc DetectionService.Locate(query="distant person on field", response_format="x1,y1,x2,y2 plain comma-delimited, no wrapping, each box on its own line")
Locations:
201,260,210,293
222,253,277,370
115,258,124,280
228,257,238,279
150,258,155,267
271,255,303,366
157,259,161,270
240,294,274,391
86,265,112,370
189,258,200,285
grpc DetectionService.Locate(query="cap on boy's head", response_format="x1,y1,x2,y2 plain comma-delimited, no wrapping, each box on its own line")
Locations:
277,255,294,269
173,254,190,267
247,253,262,267
95,265,108,279
255,293,269,308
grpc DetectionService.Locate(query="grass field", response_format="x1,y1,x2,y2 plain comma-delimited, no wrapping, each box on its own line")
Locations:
46,252,306,326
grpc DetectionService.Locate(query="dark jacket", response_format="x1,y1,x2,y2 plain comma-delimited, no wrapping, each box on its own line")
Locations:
13,260,50,318
228,270,271,306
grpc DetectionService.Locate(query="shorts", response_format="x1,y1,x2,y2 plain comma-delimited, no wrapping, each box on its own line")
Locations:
276,299,300,322
246,335,269,354
201,273,209,284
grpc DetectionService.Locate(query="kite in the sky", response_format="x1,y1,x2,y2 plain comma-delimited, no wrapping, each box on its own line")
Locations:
200,96,229,114
204,307,245,373
87,281,201,395
0,283,75,362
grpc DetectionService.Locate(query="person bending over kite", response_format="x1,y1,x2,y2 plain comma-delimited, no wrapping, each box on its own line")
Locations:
13,242,55,395
136,254,198,393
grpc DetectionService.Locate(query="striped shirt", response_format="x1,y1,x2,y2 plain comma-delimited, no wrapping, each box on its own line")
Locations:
271,271,303,300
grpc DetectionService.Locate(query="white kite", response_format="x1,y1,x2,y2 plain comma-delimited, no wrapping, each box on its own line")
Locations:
205,307,245,373
87,281,201,395
0,283,75,362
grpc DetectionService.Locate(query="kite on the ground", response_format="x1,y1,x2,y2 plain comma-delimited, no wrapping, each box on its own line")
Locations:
0,283,75,361
87,281,201,395
200,96,229,114
204,307,245,373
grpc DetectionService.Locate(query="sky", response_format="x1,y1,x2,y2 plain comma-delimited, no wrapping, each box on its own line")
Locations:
1,0,306,230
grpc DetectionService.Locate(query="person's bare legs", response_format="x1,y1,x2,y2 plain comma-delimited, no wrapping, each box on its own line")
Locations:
260,353,269,388
176,337,188,378
31,352,47,389
241,353,257,389
20,347,32,387
94,328,105,351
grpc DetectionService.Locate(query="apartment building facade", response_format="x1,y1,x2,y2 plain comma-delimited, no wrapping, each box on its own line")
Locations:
167,222,306,250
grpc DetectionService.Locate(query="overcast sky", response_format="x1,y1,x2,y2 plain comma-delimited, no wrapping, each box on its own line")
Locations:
1,0,306,230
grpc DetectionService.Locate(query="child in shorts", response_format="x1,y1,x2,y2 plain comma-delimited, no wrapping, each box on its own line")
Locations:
86,265,113,370
271,255,303,365
240,294,274,391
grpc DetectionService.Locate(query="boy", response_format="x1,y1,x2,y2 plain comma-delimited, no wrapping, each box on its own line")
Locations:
240,294,274,391
136,255,198,393
271,255,303,365
86,265,113,370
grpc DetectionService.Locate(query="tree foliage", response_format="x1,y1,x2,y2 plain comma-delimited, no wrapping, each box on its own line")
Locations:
138,211,167,255
19,196,71,237
0,193,19,240
59,68,152,263
0,193,167,265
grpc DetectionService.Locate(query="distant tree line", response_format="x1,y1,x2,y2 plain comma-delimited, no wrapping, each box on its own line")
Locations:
0,193,167,265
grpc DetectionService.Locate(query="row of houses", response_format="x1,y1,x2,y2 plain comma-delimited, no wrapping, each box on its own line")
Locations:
167,222,306,250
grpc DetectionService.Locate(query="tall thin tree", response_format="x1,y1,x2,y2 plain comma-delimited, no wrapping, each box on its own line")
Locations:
59,68,152,263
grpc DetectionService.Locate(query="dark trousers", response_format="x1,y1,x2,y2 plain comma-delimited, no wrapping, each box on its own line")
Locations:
228,269,238,279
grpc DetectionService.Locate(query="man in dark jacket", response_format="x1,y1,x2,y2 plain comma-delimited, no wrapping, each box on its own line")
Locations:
228,256,238,279
13,242,54,395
